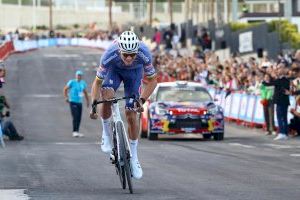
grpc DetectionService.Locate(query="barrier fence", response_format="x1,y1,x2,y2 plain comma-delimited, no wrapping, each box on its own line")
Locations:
0,38,297,130
208,88,296,128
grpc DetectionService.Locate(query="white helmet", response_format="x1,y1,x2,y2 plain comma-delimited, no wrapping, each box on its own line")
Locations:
118,31,140,54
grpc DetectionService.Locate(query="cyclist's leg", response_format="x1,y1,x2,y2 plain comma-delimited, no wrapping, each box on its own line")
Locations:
100,67,122,119
122,67,143,179
100,68,122,153
122,67,143,140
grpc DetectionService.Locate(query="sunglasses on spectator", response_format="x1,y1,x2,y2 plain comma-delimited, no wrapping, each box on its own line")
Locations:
121,52,137,58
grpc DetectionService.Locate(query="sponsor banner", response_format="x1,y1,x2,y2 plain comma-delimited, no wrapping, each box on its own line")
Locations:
253,96,264,124
230,93,242,119
239,31,253,53
57,38,70,46
48,39,57,46
0,41,14,60
238,94,249,122
244,95,256,122
70,38,79,46
224,94,232,117
38,39,49,48
12,38,113,52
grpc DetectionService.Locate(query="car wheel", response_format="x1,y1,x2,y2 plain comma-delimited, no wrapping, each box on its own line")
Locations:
147,115,158,141
203,134,212,140
213,132,224,141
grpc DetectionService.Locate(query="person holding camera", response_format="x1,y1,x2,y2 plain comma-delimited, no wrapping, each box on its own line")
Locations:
0,93,24,141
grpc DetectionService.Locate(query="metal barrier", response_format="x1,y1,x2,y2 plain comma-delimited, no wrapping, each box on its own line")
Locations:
208,87,296,128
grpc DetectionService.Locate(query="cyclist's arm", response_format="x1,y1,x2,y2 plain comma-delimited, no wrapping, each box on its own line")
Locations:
91,76,103,104
140,75,157,101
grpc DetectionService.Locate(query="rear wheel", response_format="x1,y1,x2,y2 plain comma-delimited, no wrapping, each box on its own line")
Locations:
213,132,224,141
116,122,133,194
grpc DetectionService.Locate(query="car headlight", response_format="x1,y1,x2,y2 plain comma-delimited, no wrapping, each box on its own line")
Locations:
155,106,168,115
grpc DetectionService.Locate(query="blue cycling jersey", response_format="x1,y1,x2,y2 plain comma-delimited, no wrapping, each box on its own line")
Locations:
96,41,156,109
96,42,156,80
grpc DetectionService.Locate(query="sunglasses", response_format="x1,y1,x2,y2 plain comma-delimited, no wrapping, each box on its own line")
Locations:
121,53,137,58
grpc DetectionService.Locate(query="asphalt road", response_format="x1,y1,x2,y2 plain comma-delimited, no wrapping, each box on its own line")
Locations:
1,47,300,200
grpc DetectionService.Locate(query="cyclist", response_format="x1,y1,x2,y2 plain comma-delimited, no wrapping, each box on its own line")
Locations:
90,31,157,180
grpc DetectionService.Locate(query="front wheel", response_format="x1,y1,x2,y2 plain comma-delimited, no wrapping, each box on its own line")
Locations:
116,121,133,193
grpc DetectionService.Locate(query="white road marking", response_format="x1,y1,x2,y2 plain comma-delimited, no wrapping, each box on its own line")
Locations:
228,143,255,148
264,144,293,149
92,62,98,66
81,62,87,66
0,189,29,200
290,154,300,157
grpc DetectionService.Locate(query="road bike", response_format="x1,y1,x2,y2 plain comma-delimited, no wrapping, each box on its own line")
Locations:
92,96,137,194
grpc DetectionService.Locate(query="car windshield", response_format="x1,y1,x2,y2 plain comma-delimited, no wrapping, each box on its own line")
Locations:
156,86,212,102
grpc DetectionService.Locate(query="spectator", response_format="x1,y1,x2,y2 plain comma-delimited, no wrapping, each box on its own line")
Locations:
152,28,161,50
163,28,173,50
63,70,89,138
0,92,24,141
0,60,6,86
289,95,300,136
260,73,275,135
271,64,290,140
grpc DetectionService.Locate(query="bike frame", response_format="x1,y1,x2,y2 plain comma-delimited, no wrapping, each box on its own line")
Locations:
111,102,132,160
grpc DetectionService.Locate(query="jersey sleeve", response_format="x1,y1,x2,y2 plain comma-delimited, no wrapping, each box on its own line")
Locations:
96,50,110,80
141,46,157,78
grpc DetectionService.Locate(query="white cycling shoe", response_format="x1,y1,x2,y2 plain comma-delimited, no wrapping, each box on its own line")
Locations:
130,159,143,180
101,136,112,154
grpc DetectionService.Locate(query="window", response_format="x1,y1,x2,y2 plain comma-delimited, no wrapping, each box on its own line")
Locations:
252,3,267,13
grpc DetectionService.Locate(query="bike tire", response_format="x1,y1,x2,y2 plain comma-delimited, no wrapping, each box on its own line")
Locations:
113,124,126,190
116,121,133,194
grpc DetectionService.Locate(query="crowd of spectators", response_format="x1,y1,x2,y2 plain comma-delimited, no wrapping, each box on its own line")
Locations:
152,43,300,139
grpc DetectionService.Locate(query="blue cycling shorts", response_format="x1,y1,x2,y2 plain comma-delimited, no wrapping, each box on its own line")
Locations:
102,67,143,110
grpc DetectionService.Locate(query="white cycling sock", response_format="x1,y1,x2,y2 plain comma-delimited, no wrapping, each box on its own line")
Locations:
101,117,112,138
130,139,138,161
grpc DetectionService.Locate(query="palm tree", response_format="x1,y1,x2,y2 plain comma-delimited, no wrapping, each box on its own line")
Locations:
149,0,153,26
168,0,173,24
108,0,112,31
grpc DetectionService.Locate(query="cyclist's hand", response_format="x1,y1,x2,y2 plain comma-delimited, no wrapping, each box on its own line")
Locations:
90,110,98,119
134,98,144,113
90,101,98,119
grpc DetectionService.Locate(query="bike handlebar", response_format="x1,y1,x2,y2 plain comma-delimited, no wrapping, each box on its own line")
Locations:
91,95,137,113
